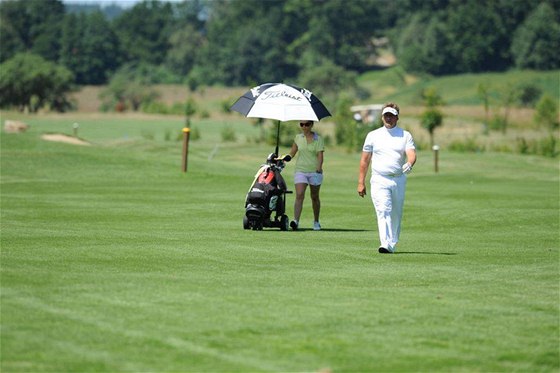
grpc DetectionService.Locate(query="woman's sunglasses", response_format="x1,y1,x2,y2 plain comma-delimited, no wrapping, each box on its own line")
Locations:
300,122,313,127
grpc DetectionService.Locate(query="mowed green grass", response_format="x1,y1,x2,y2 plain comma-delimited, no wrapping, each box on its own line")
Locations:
1,114,558,372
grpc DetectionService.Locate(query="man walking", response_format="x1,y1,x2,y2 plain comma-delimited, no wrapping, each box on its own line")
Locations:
357,103,416,253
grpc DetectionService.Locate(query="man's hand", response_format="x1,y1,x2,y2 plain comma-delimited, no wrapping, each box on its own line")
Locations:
357,183,367,198
402,162,413,174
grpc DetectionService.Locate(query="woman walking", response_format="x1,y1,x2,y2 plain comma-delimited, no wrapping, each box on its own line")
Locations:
288,120,325,231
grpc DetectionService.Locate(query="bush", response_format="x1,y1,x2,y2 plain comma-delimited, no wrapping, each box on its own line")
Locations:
516,136,558,157
490,144,513,153
221,126,237,142
534,94,559,130
517,84,542,107
448,138,485,153
539,136,557,158
169,102,186,116
100,71,159,112
221,99,233,114
141,101,169,114
189,126,201,141
267,122,299,148
488,114,507,132
516,137,532,155
185,98,197,117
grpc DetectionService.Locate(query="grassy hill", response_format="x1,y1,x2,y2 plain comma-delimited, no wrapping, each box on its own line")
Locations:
357,68,560,107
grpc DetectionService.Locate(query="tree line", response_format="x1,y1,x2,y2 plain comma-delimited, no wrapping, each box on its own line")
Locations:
1,0,559,111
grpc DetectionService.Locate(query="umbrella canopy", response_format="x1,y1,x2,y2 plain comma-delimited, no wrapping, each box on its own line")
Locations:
230,83,331,122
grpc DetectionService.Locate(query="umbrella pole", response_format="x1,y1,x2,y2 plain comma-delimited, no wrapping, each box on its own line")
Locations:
275,120,280,156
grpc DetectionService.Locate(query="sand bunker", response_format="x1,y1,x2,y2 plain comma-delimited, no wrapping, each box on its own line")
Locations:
41,134,91,146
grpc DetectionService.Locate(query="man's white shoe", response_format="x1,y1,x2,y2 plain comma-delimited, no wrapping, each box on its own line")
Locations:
313,221,321,231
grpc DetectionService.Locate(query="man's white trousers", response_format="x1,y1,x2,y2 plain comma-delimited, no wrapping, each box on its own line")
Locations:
370,174,406,252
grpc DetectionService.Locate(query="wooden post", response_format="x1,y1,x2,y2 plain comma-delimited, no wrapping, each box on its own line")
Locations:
182,128,190,173
432,145,440,173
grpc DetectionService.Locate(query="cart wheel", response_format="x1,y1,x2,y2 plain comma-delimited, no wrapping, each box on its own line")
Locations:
243,215,250,230
280,215,289,231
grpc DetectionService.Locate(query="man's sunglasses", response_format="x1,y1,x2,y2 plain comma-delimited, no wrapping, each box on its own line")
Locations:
300,122,313,127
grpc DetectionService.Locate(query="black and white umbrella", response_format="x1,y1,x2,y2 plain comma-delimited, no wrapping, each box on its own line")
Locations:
230,83,331,122
230,83,331,153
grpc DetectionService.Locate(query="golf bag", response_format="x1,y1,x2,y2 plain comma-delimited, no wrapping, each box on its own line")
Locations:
243,153,292,231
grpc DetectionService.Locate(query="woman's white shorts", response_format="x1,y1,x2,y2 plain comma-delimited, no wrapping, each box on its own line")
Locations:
294,171,323,186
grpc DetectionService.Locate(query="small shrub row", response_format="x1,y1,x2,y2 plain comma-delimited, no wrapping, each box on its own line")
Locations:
516,136,557,157
141,101,210,118
447,136,557,157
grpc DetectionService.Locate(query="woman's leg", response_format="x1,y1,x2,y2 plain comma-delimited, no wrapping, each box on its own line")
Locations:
310,184,321,222
293,183,307,222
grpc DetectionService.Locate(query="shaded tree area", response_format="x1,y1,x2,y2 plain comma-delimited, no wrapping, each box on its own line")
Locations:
0,0,559,112
511,2,560,70
393,0,560,75
0,53,74,112
60,11,120,84
0,0,65,62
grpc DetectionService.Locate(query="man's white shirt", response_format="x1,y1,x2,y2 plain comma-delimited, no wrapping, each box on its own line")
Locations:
362,126,415,176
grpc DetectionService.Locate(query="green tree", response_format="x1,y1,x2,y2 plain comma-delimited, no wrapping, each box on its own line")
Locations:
113,0,175,66
511,2,560,70
498,83,520,134
517,84,542,108
290,0,380,72
184,97,197,127
396,12,456,75
60,12,120,84
333,94,370,152
421,87,445,107
99,66,159,112
195,0,289,85
194,0,382,86
0,0,27,62
477,83,491,130
29,0,65,62
165,24,203,78
0,0,65,63
534,94,559,130
444,0,510,73
393,0,556,75
297,53,359,112
420,87,444,147
395,13,430,74
421,110,443,147
420,16,450,75
0,53,74,112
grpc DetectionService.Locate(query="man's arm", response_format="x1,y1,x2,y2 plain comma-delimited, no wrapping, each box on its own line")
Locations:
357,152,371,197
405,148,417,167
401,148,417,174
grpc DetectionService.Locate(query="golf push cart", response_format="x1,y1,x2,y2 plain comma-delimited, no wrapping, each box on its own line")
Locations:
243,153,292,231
